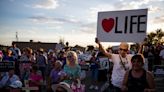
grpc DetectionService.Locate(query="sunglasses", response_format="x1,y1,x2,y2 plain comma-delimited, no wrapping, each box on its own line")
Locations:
119,48,128,52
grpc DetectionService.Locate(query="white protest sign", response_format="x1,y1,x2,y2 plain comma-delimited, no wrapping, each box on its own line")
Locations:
97,9,148,42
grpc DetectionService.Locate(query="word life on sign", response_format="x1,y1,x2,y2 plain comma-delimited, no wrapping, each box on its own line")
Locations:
0,61,15,72
97,9,148,42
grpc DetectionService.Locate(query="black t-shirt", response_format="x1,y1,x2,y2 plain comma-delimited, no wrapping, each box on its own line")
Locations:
127,69,149,92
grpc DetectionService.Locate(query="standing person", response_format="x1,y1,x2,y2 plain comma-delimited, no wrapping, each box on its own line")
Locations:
121,54,155,92
9,42,21,60
95,38,143,92
36,48,48,82
9,42,21,76
19,47,35,81
47,50,57,74
143,44,149,71
89,51,99,90
147,46,155,71
2,48,15,62
58,50,67,68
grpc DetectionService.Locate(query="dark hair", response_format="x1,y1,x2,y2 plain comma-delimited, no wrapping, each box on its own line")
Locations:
32,65,38,71
131,54,144,64
56,86,67,92
12,42,16,45
97,52,105,57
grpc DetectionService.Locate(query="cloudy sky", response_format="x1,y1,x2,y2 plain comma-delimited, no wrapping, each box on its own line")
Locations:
0,0,164,47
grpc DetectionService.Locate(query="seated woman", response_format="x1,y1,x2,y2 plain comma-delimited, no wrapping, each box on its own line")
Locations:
121,54,156,92
0,69,22,89
28,65,43,92
63,51,85,92
50,60,66,85
19,47,35,81
63,51,81,85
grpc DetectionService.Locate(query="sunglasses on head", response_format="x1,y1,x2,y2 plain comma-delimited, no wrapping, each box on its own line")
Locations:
119,48,128,52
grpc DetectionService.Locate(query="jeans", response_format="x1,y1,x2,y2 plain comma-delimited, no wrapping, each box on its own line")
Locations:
91,68,98,81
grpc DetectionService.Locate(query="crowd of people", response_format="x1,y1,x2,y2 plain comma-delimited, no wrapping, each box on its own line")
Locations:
0,38,164,92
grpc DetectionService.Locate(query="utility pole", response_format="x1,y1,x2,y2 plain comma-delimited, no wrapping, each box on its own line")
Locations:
16,32,18,41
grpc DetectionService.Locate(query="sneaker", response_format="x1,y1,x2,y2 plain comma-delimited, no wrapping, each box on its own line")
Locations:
94,86,98,90
89,85,94,89
100,82,109,92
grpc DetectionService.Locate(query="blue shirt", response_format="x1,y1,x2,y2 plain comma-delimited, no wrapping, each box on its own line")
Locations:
63,64,81,84
0,72,20,88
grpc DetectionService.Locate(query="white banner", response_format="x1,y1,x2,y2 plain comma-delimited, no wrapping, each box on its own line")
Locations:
97,9,148,42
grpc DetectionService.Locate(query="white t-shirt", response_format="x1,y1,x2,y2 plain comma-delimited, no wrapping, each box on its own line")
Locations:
111,54,133,88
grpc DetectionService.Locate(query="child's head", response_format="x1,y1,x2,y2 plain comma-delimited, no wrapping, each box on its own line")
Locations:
55,60,63,69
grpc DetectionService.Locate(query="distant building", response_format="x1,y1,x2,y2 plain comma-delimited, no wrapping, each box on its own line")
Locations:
73,45,85,52
0,44,8,50
12,40,58,51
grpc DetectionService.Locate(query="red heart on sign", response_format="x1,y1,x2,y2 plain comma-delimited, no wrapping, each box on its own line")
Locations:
102,18,115,33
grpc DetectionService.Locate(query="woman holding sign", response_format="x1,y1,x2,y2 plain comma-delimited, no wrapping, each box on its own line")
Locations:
95,38,144,92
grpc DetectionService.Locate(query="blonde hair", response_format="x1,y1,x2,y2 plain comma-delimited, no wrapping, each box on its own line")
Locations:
119,42,129,50
66,51,78,65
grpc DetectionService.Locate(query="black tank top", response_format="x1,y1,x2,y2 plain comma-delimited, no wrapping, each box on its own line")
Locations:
127,69,149,92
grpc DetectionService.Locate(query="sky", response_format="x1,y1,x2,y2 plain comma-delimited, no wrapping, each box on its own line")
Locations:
0,0,164,48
